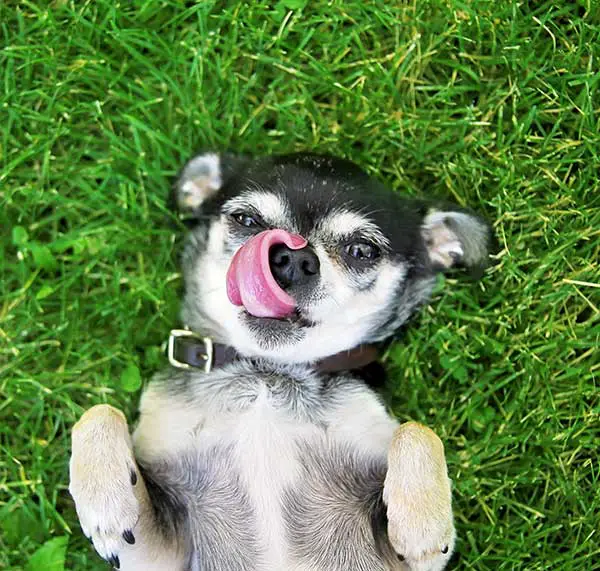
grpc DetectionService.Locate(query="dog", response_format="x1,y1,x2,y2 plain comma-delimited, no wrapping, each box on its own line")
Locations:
69,152,492,571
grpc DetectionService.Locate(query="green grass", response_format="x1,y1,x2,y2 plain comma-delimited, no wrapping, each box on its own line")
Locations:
1,1,599,569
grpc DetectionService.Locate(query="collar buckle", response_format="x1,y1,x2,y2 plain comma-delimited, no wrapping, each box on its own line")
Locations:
167,329,214,373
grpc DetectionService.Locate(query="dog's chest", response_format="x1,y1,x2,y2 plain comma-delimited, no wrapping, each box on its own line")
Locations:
196,385,323,568
137,371,394,570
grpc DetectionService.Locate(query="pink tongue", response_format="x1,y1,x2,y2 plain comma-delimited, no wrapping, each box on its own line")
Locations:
226,229,308,318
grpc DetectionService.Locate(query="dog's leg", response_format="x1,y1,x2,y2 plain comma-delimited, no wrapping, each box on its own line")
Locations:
69,405,185,571
383,422,455,571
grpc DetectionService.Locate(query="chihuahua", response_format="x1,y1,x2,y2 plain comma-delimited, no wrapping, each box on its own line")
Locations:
69,152,491,571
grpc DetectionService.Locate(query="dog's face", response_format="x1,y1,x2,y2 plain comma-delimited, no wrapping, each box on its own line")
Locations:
175,153,491,363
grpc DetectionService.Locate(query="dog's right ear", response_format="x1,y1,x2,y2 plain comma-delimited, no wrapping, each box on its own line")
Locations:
173,152,248,217
420,206,493,275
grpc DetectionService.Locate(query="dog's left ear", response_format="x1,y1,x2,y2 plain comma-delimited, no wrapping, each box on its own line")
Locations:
173,152,248,216
421,207,492,272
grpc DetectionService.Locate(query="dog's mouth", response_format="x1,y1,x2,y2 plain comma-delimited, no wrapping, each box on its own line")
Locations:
241,307,315,328
226,229,308,319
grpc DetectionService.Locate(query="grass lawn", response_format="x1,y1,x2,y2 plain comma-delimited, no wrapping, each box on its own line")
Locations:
1,1,599,569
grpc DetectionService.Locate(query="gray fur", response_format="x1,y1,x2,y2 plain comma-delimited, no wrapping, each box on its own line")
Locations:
153,363,377,433
142,446,259,571
138,365,397,570
282,442,392,571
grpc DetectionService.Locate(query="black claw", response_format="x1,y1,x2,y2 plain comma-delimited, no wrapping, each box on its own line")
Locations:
122,529,135,545
130,469,137,486
441,545,449,554
109,554,120,569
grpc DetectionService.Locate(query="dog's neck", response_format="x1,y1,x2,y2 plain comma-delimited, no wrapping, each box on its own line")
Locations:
167,329,379,374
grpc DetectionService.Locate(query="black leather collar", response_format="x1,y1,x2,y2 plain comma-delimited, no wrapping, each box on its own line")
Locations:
166,329,379,373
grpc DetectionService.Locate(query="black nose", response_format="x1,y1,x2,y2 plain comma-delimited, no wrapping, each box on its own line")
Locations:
269,244,320,290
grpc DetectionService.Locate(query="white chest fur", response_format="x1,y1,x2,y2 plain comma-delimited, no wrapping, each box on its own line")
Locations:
212,387,320,568
133,369,397,569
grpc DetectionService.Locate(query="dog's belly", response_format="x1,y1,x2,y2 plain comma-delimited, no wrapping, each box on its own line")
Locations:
170,390,389,571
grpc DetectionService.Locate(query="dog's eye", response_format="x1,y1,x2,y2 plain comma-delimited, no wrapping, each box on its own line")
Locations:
344,241,380,262
232,212,261,228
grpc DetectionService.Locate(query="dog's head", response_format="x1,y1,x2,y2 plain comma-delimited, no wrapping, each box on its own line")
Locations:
174,152,492,364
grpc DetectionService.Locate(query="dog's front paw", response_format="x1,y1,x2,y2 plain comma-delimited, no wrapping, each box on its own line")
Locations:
69,405,140,568
383,422,455,571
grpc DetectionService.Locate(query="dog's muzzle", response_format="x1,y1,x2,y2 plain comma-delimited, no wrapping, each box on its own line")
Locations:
226,229,310,319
